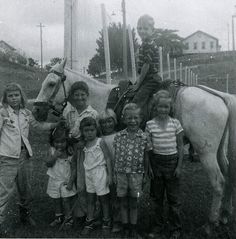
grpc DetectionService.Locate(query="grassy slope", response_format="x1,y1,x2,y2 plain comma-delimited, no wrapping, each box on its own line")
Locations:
0,60,47,99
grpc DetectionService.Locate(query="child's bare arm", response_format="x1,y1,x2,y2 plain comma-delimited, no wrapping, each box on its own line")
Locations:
174,131,184,177
66,148,77,190
100,139,112,185
45,148,57,167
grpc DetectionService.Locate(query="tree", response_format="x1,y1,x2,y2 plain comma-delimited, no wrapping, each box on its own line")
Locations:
87,22,139,77
28,58,38,67
153,28,185,57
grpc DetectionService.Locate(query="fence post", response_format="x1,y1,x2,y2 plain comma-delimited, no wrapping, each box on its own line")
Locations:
174,58,177,81
159,47,163,80
167,53,171,79
226,74,229,93
184,66,188,84
179,63,182,81
196,74,198,85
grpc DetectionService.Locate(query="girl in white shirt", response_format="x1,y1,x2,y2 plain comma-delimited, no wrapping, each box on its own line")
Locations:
0,83,58,229
46,125,76,227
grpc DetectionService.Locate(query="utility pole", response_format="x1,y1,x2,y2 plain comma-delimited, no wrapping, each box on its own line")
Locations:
228,23,230,51
232,16,235,51
37,23,45,70
121,0,128,79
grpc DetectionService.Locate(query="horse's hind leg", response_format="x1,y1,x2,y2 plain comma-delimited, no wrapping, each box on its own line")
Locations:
200,152,225,225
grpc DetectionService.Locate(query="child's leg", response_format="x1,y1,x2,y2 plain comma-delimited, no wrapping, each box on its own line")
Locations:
98,194,110,221
129,197,138,225
54,198,63,216
87,193,96,220
120,196,129,224
166,175,181,234
62,197,72,218
49,198,64,227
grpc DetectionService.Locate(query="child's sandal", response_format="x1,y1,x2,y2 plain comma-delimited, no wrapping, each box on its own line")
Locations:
64,216,74,227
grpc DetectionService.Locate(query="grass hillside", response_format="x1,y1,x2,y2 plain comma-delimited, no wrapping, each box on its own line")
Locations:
0,60,47,99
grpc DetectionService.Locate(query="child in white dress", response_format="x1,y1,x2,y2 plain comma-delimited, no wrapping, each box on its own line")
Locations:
46,125,77,227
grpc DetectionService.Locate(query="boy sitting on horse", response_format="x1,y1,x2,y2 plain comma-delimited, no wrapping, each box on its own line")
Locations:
108,14,161,128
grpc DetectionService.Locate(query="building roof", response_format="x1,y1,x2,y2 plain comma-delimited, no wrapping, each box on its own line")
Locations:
0,40,16,51
183,30,218,42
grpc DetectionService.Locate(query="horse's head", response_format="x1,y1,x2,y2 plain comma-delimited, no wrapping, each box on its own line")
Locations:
32,59,69,121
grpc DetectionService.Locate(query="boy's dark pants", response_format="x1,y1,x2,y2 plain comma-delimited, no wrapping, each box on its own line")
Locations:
132,77,161,127
150,153,181,233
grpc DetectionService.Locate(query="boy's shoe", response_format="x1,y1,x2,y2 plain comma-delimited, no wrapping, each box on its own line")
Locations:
169,230,181,239
80,218,96,236
50,215,64,227
112,222,122,233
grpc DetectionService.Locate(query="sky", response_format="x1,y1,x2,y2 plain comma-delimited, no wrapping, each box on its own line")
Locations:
0,0,235,65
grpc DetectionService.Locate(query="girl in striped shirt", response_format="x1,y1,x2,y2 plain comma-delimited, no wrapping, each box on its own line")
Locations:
145,90,184,239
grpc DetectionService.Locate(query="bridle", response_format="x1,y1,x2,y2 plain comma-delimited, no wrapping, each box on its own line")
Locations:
33,70,68,117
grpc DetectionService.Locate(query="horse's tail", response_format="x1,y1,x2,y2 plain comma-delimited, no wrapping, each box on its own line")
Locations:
196,85,236,211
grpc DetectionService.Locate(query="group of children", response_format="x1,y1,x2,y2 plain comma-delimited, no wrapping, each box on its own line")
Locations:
0,13,184,239
45,92,184,239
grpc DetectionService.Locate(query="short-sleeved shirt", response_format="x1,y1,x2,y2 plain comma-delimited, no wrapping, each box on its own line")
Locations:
145,117,183,155
63,103,98,139
137,36,159,79
113,128,149,174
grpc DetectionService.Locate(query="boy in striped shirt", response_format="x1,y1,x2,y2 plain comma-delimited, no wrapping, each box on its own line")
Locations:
145,90,184,239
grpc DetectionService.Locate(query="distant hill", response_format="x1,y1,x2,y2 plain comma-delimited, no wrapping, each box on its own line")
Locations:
0,60,47,99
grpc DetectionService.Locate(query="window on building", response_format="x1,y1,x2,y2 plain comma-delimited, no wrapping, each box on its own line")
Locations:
194,42,198,50
202,41,205,49
185,42,189,50
210,41,214,49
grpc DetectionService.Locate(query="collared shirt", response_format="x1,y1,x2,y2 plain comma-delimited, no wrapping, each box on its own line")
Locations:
145,117,183,155
137,36,159,79
0,106,54,158
63,103,98,139
113,128,150,174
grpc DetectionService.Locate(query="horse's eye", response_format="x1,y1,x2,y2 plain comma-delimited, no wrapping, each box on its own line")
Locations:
48,82,56,87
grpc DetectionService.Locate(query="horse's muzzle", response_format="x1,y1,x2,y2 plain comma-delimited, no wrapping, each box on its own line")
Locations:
32,102,50,122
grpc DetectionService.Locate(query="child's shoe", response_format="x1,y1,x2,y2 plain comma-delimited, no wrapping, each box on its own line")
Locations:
80,218,96,236
169,230,181,239
64,216,74,228
102,218,111,236
112,222,122,233
50,214,64,227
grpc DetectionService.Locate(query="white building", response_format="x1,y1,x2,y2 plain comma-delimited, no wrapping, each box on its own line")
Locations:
183,31,220,54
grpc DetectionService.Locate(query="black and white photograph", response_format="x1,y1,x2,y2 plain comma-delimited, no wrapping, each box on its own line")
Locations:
0,0,236,238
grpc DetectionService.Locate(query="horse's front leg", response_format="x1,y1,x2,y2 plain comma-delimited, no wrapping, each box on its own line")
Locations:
200,152,225,233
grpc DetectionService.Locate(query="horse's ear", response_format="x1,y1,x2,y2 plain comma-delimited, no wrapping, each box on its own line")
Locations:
62,58,67,68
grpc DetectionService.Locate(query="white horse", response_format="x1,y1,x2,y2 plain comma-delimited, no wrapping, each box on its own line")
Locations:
33,60,236,232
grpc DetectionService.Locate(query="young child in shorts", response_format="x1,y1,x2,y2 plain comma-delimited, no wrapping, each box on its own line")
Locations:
113,103,151,237
79,117,112,236
46,125,77,227
98,109,122,233
145,90,184,239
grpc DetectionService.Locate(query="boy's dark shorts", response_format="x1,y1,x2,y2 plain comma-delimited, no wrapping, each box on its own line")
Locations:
116,173,143,198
